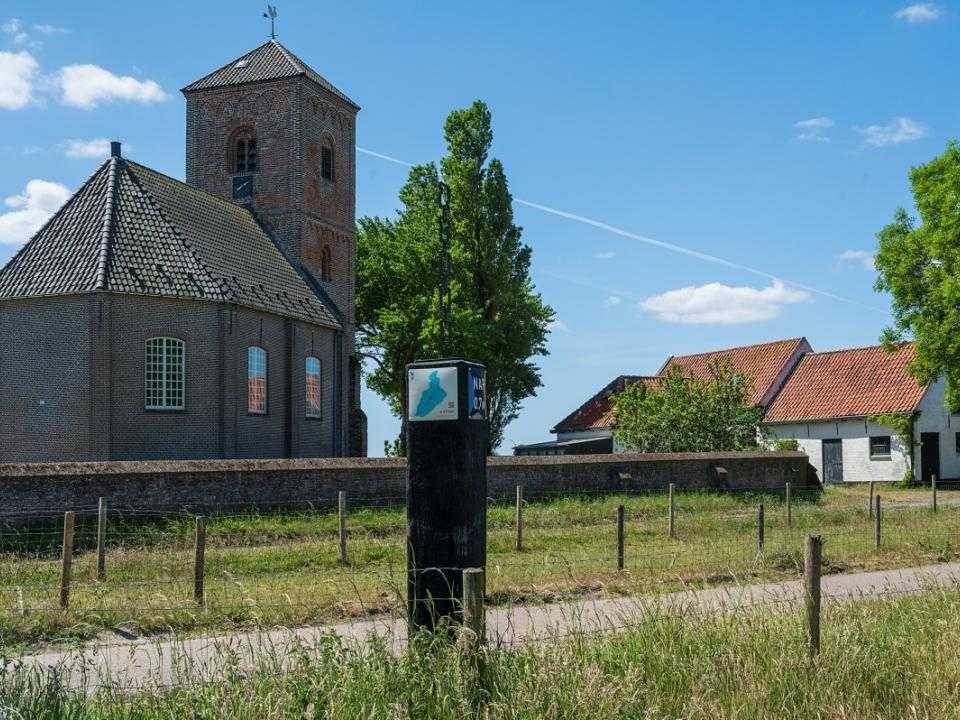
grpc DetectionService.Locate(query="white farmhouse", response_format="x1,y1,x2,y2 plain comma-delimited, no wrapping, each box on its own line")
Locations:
764,343,959,484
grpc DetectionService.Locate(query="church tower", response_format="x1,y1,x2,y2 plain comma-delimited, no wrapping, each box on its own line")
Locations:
182,40,359,328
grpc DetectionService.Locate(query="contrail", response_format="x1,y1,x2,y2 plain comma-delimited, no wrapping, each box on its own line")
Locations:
357,145,885,313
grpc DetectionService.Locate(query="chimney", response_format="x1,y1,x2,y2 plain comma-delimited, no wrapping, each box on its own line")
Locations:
110,141,122,158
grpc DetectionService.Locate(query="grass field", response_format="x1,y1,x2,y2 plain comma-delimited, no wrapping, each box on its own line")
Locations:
0,483,956,651
5,585,960,719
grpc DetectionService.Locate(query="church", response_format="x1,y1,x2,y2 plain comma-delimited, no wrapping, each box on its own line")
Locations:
0,40,367,462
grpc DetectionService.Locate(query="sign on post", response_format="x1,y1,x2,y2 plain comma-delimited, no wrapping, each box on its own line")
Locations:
408,366,459,422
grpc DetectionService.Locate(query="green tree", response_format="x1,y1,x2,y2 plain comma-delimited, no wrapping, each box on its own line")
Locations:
356,101,554,452
612,360,763,453
875,141,960,411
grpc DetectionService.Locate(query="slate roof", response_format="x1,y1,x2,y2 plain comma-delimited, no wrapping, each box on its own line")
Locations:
181,40,359,109
0,156,340,328
551,376,659,434
659,337,810,407
763,343,926,423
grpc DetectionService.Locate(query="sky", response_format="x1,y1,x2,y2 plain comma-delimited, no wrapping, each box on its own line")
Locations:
1,1,957,455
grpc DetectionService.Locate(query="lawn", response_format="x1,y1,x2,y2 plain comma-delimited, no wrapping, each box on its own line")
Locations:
0,483,956,650
5,584,960,719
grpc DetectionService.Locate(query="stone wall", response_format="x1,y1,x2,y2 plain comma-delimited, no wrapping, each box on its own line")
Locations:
0,452,812,519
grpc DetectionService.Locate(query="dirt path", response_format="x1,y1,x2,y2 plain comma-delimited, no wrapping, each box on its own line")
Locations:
13,560,960,693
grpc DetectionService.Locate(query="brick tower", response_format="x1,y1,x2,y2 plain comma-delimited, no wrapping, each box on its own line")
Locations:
182,41,366,456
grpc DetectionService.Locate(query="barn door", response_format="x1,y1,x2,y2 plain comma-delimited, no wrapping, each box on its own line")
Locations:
921,432,941,485
822,439,843,484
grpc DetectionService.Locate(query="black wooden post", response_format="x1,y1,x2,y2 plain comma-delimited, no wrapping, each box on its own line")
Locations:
407,359,488,632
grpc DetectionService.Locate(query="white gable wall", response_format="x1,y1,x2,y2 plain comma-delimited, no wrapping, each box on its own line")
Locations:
913,376,960,481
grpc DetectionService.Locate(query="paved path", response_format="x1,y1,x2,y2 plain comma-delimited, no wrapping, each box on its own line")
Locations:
13,561,960,693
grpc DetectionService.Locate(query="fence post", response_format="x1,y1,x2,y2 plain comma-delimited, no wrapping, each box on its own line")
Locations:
59,511,75,609
785,482,792,529
868,481,875,519
757,503,765,555
932,474,938,513
874,494,881,550
617,504,625,571
804,534,822,656
96,497,107,582
515,485,524,552
194,516,206,607
462,567,485,647
338,491,348,564
668,483,676,539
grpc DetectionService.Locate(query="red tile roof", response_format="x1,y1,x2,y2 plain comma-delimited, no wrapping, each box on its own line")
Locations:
551,376,658,434
552,337,809,434
660,337,809,406
763,343,926,423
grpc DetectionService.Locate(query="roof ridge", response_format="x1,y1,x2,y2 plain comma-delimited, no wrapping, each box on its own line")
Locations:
270,39,305,74
94,157,120,291
801,341,914,358
670,337,804,361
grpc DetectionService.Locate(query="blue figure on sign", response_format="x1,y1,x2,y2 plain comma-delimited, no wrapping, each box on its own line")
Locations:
414,370,447,418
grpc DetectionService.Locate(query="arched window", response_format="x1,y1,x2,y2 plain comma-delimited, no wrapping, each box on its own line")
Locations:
232,129,258,174
145,337,185,410
305,356,322,418
320,141,334,182
320,245,332,282
247,346,267,414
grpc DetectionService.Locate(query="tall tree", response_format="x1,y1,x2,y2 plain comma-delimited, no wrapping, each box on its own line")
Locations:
356,101,554,452
612,360,763,453
875,141,960,410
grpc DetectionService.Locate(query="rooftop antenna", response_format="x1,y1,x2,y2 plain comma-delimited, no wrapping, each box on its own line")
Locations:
263,5,278,39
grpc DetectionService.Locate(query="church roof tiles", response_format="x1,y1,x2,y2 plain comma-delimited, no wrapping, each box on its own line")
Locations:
0,156,340,328
181,40,359,109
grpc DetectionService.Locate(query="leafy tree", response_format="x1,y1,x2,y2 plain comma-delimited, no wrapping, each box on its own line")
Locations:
875,141,960,411
612,360,763,453
356,101,554,452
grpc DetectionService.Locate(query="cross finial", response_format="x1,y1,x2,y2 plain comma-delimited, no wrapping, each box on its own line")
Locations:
263,5,278,39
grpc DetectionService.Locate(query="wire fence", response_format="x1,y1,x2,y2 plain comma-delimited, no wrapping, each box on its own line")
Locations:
0,481,956,658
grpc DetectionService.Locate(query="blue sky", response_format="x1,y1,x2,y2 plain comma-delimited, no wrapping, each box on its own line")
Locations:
1,1,957,454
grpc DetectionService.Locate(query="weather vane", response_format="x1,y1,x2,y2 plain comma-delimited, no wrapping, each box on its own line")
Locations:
263,5,278,39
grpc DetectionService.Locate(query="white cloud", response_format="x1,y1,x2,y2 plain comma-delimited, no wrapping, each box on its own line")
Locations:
836,250,875,271
794,116,834,143
63,137,112,159
594,251,615,260
640,279,809,325
33,23,68,35
604,295,622,307
546,319,570,333
57,64,168,109
0,179,71,247
894,3,942,23
0,50,38,109
855,117,928,147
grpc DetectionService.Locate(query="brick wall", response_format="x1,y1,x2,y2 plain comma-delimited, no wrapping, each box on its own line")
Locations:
0,452,812,518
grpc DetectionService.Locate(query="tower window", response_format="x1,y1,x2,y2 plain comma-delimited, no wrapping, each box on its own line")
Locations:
320,245,332,282
306,356,322,418
247,346,267,414
232,129,258,174
145,337,185,410
321,145,334,182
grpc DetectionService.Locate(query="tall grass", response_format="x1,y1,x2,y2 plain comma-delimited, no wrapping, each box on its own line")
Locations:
4,587,960,719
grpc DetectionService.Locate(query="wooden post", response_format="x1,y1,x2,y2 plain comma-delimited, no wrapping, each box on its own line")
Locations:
757,503,765,555
785,482,792,529
804,534,822,656
515,485,524,552
668,483,676,539
617,504,625,571
96,497,107,582
59,511,75,609
874,495,881,550
338,491,348,564
194,516,206,607
932,474,938,513
868,481,875,519
462,567,485,646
